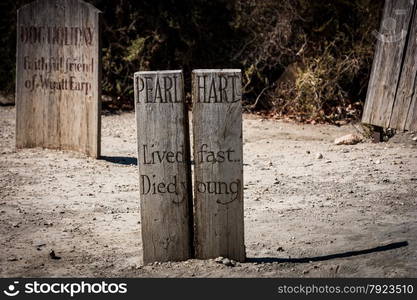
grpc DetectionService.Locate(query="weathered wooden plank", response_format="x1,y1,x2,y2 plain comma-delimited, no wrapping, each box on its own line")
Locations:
362,0,414,128
192,69,245,262
404,89,417,131
16,0,101,158
391,1,417,131
134,70,193,263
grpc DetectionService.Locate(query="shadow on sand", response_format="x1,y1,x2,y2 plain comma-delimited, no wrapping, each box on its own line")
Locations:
247,241,408,264
100,156,137,166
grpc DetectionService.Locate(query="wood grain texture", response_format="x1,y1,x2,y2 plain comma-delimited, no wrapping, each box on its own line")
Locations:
134,70,193,263
404,87,417,130
16,0,101,157
391,1,417,131
363,0,417,131
192,69,245,262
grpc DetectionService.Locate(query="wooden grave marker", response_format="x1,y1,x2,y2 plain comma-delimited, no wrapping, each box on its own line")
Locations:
134,70,193,263
362,0,417,131
192,69,245,262
16,0,102,157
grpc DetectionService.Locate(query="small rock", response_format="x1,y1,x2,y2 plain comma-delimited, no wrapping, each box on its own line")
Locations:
412,137,417,142
0,93,14,105
49,250,61,260
334,134,362,145
7,257,18,262
214,256,224,263
221,258,235,267
36,243,46,251
316,153,323,159
277,246,284,252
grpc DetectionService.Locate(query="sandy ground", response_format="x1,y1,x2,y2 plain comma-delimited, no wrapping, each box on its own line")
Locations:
1,105,416,277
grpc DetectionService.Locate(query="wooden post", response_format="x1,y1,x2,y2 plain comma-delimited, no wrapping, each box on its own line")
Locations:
134,70,193,263
362,0,417,131
390,0,417,131
192,69,245,262
16,0,102,158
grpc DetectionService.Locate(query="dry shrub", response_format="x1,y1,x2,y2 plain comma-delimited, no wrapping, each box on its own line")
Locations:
274,38,365,122
1,0,383,121
234,0,384,123
231,0,302,98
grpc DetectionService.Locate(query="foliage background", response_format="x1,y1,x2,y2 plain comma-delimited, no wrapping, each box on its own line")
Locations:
0,0,384,122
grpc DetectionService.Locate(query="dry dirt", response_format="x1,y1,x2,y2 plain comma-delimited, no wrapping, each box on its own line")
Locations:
1,105,416,277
